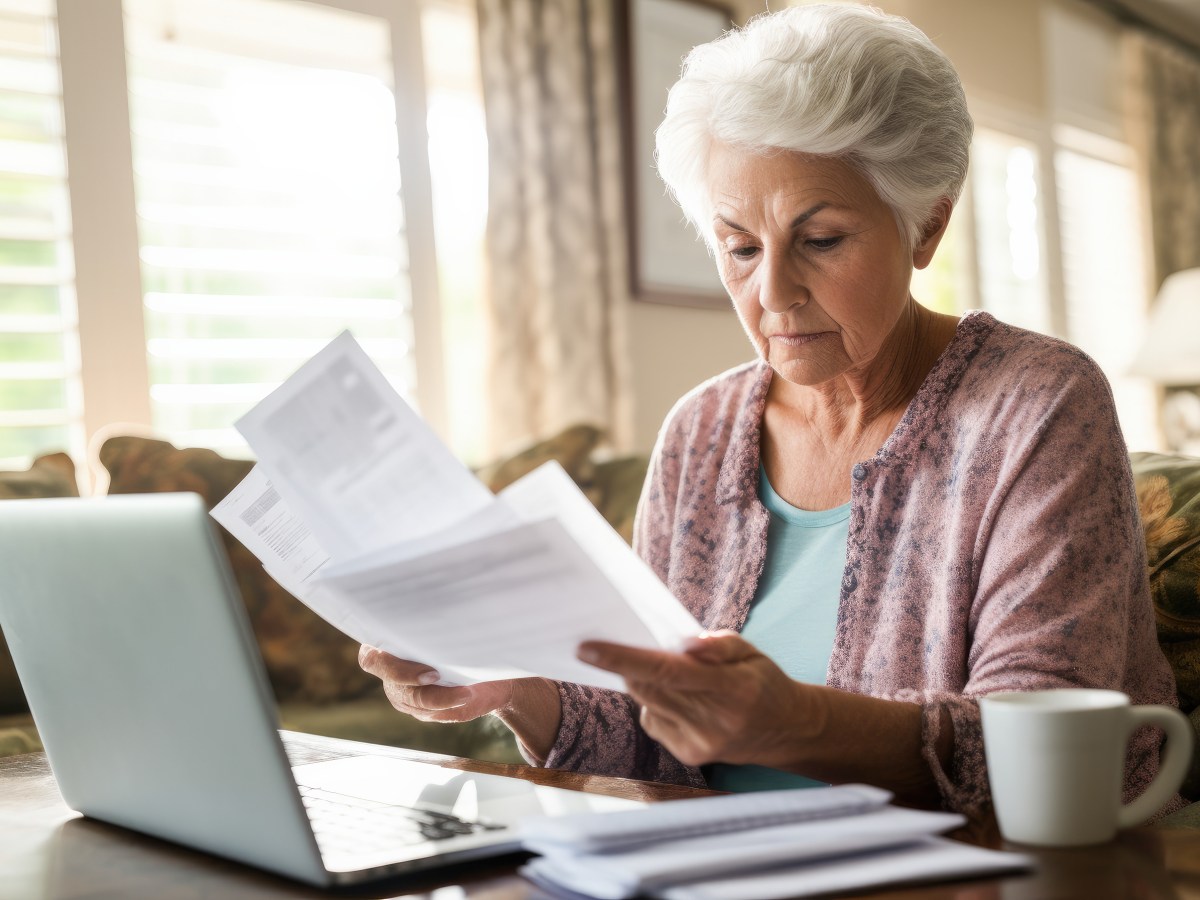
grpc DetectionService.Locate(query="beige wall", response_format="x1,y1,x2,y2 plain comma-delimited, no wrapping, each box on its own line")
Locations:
883,0,1046,117
627,302,752,451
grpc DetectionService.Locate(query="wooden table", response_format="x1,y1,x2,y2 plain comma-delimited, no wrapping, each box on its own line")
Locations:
2,732,1199,899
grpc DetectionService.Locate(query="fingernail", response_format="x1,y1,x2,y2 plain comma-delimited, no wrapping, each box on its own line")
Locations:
418,670,440,685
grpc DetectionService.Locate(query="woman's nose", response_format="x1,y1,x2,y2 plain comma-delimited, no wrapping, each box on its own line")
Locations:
758,253,806,313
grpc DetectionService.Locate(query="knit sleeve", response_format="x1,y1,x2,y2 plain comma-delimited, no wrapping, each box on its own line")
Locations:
921,350,1178,819
537,681,705,786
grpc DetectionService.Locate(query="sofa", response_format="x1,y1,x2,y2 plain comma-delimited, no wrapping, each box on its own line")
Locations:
1130,452,1200,805
0,425,647,764
1,436,1199,811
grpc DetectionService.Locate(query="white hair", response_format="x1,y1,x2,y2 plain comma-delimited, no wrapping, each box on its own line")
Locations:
655,4,973,249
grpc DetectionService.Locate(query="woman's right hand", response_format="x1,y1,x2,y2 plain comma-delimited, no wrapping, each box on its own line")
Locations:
358,645,511,723
357,645,562,762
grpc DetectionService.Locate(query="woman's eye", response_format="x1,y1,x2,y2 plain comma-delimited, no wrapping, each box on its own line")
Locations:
728,246,759,260
807,236,843,251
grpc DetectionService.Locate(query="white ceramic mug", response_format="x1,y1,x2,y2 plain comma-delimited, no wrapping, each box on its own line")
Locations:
979,689,1193,847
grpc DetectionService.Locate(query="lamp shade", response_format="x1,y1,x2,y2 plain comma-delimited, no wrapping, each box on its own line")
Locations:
1129,267,1200,385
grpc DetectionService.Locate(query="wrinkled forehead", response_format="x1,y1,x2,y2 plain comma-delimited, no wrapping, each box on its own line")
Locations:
705,143,887,224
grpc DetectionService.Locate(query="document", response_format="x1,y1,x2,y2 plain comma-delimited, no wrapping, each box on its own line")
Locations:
653,839,1031,900
519,784,894,855
211,331,702,690
495,462,700,649
234,332,496,560
211,464,329,586
316,517,675,688
210,465,393,655
518,785,1031,900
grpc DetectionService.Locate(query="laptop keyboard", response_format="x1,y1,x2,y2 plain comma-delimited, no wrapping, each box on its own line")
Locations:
298,785,506,856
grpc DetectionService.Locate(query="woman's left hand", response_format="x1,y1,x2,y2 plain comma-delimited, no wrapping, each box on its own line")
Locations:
577,631,810,770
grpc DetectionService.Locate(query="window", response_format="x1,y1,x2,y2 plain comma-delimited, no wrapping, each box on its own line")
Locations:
124,0,416,455
0,0,82,468
0,0,445,469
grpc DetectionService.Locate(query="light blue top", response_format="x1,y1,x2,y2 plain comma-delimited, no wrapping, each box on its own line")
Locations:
705,468,850,792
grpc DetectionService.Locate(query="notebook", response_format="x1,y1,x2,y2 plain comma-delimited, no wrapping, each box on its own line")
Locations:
0,492,640,887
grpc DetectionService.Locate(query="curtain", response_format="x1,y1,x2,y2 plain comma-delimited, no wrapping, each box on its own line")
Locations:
476,0,633,456
1125,30,1200,283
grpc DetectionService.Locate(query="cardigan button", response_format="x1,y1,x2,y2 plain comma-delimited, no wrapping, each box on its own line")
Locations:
852,463,868,481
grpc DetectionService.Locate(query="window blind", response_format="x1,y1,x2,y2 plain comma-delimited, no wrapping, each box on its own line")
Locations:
0,0,82,468
123,0,416,455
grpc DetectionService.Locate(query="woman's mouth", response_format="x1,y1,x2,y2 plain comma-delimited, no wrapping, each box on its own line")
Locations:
768,332,827,347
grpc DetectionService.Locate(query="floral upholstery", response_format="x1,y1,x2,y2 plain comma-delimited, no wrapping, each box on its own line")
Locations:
0,453,79,713
1132,454,1200,704
475,423,604,491
0,453,80,749
1131,452,1200,798
0,452,77,501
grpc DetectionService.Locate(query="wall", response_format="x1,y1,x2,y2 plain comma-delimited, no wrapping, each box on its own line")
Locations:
882,0,1047,119
627,301,751,451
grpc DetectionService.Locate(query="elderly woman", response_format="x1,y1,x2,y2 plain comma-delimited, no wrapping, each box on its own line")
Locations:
360,4,1178,821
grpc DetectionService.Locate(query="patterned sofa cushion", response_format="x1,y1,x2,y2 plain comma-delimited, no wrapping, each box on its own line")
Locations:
98,435,378,705
1132,453,1200,706
1131,451,1200,798
0,452,78,501
475,423,603,492
0,453,79,716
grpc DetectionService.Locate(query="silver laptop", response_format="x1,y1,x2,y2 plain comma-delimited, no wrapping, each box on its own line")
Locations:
0,492,638,887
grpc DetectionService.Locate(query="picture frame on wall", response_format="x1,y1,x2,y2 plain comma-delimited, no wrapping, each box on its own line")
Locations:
617,0,734,309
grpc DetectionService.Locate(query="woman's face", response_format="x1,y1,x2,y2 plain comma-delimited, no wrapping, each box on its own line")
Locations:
707,143,933,388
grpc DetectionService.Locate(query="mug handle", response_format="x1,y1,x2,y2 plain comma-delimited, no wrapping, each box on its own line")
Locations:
1117,705,1195,828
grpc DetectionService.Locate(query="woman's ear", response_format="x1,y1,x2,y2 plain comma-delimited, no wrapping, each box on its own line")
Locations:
912,198,954,270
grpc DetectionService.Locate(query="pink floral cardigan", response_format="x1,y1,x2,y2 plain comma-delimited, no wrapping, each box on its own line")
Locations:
539,311,1179,820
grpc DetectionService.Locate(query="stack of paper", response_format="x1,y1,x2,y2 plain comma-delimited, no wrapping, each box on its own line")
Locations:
518,785,1031,899
210,331,701,690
